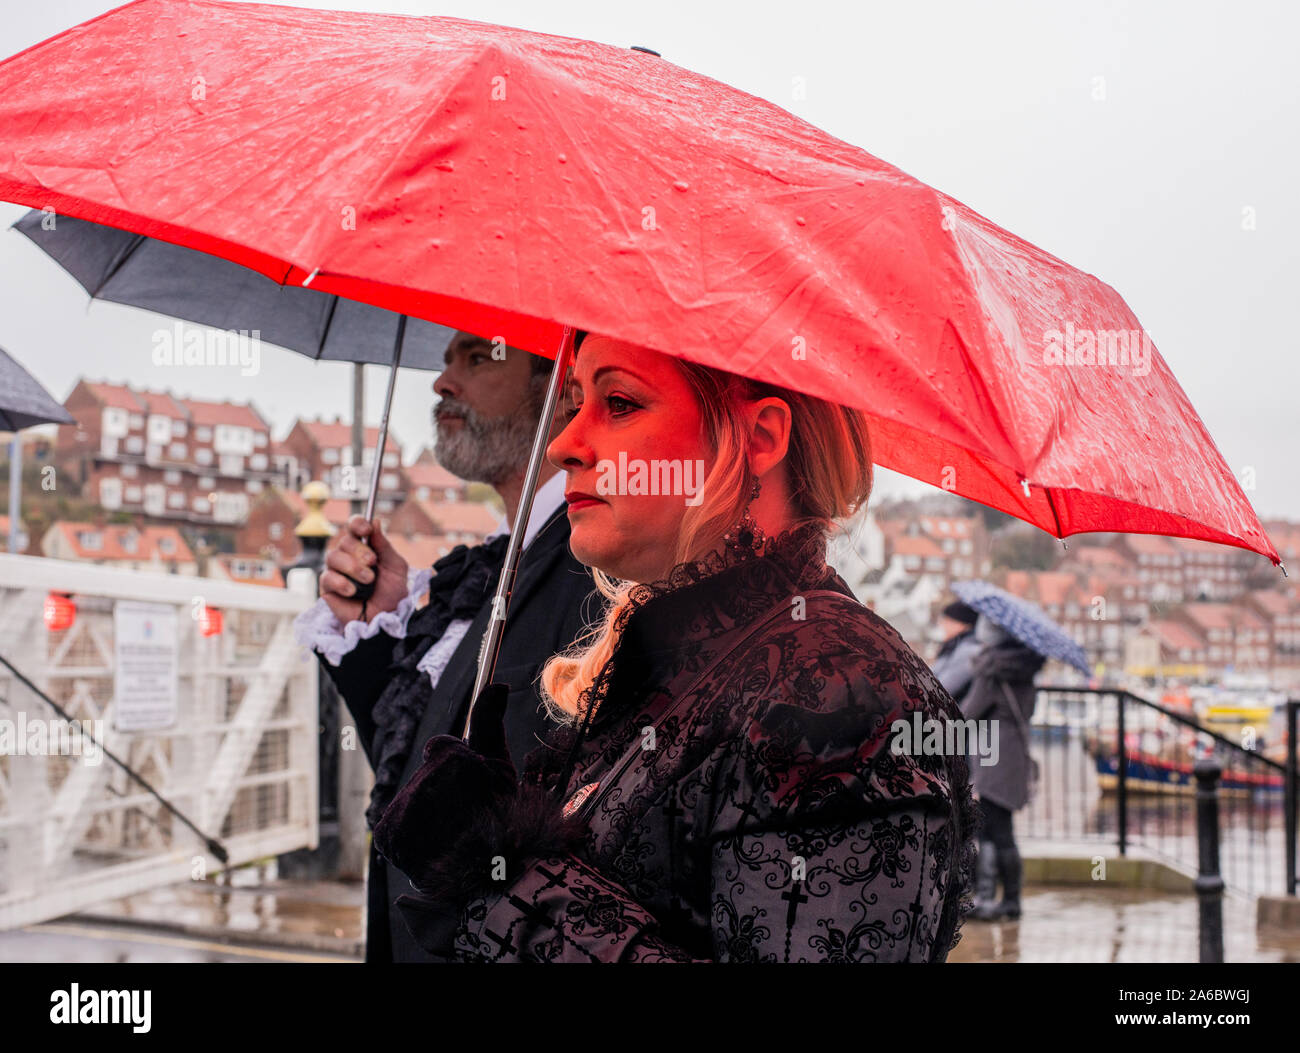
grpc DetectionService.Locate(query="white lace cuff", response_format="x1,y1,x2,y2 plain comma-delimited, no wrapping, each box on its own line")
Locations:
293,567,434,667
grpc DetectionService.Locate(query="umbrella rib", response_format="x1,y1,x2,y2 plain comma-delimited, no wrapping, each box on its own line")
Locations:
316,293,341,360
1044,484,1065,540
91,232,147,298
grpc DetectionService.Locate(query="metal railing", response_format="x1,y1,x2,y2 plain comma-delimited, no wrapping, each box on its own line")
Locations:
0,553,319,929
1024,686,1298,900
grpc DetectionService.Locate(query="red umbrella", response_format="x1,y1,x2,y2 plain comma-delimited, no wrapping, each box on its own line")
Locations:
0,1,1279,717
0,0,1273,563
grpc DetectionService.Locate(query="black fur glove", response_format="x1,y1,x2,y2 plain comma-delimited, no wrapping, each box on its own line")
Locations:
373,684,586,957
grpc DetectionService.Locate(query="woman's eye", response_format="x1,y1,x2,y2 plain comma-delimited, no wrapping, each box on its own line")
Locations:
607,394,638,416
561,402,582,422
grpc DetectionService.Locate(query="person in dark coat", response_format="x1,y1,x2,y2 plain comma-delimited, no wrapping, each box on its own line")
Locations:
294,333,597,962
930,599,981,705
371,332,978,962
957,616,1046,921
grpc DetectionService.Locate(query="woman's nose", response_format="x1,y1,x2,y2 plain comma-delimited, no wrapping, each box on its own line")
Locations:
547,412,592,471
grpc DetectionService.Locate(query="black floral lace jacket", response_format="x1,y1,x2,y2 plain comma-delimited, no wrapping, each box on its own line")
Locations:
447,522,977,962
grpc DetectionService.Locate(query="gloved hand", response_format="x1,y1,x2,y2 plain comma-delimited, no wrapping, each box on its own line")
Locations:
375,682,587,957
372,683,515,891
372,683,515,958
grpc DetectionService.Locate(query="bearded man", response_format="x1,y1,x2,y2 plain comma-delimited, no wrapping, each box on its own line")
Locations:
295,331,596,962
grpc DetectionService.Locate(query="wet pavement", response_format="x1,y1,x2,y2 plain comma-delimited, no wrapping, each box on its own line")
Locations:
57,872,365,959
2,870,1298,963
0,920,357,963
950,885,1300,963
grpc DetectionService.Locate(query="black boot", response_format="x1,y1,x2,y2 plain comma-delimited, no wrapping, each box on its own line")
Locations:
995,844,1022,920
971,841,1002,921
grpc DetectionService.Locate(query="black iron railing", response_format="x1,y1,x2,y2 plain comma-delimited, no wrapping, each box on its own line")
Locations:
1025,687,1298,900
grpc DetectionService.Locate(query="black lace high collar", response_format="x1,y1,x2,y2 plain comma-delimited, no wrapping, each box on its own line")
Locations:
581,520,848,720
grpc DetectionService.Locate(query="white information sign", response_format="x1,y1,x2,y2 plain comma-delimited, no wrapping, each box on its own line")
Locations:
113,601,179,732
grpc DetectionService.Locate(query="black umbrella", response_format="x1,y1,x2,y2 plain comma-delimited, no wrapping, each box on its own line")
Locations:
1,345,74,553
13,210,459,595
0,345,74,431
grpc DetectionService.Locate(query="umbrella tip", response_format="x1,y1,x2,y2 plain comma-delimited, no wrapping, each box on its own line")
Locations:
630,45,661,56
1280,561,1289,579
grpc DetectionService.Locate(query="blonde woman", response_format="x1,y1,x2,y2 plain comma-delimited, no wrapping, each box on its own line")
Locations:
373,332,977,962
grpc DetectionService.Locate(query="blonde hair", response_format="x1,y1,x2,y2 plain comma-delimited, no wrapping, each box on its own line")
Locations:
540,355,874,723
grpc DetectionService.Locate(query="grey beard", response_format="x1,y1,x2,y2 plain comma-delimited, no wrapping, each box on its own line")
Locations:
433,378,547,487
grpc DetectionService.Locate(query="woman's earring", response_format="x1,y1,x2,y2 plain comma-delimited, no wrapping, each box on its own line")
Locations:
723,476,766,553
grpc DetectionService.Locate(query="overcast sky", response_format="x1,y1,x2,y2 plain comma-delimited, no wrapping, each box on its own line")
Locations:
1,0,1296,518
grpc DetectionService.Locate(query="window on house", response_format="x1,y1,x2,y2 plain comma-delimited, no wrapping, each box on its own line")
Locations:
148,416,172,444
102,408,128,437
100,478,122,509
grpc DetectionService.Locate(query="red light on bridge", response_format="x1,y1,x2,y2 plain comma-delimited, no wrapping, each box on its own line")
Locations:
199,606,223,637
43,592,76,632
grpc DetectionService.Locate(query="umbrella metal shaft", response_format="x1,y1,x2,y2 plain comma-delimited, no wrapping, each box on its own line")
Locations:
463,325,575,741
364,315,406,523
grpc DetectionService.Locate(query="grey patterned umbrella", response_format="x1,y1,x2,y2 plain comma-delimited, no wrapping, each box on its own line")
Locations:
952,579,1091,675
0,346,74,431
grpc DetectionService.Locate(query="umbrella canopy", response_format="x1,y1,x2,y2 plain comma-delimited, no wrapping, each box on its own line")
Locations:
952,579,1091,676
0,0,1277,565
11,212,458,369
0,346,74,431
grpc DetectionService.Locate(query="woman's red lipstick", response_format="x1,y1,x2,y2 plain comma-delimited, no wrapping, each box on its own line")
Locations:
565,490,604,511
